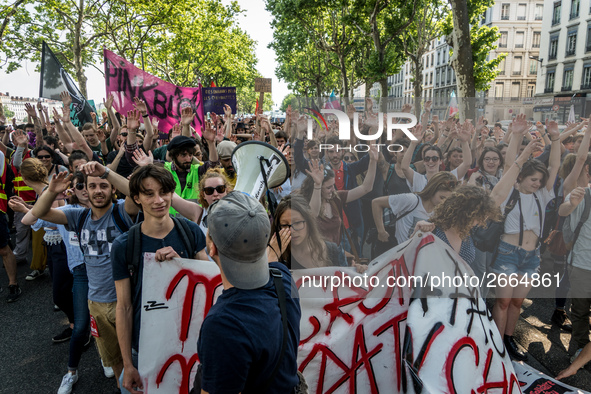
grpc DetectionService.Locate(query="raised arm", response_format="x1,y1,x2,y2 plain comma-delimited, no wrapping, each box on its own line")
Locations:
454,120,474,180
60,92,94,160
346,146,378,202
304,159,324,218
558,186,586,217
503,114,528,173
30,171,71,225
545,119,563,191
11,130,29,168
401,125,423,185
104,94,120,143
202,121,218,163
24,103,43,148
223,105,233,139
180,107,194,137
491,139,543,206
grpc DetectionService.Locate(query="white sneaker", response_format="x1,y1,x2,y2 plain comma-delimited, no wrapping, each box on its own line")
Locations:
57,371,78,394
101,359,115,378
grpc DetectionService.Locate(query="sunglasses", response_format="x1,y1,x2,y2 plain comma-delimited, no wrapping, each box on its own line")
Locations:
120,132,128,137
343,155,355,161
37,155,51,159
423,156,440,162
280,220,306,231
74,183,85,190
203,185,226,195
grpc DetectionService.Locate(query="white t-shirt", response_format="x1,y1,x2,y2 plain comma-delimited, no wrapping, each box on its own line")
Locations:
502,187,554,236
407,168,459,193
388,193,429,243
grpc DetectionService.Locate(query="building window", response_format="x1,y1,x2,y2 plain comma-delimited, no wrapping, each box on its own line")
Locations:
535,4,544,19
430,72,433,85
499,31,508,48
566,30,577,56
495,83,504,98
515,32,525,48
532,32,541,48
582,64,591,88
529,59,538,74
527,83,536,97
517,4,527,19
511,83,521,99
563,67,574,90
587,24,591,51
553,1,562,25
571,0,580,18
437,52,440,65
549,35,559,59
498,58,506,75
546,70,556,92
501,3,510,19
513,56,522,75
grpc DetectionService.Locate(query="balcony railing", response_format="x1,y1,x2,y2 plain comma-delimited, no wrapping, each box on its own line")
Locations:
587,45,591,52
533,43,540,48
544,87,554,93
561,86,573,91
499,43,507,48
552,18,560,25
529,70,537,75
566,49,576,56
517,16,526,20
582,84,591,89
498,70,505,75
535,15,543,20
570,12,579,19
515,44,524,48
513,71,522,75
501,15,509,20
549,53,557,60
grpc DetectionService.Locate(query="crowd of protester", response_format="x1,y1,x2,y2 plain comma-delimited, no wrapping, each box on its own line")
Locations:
1,92,591,392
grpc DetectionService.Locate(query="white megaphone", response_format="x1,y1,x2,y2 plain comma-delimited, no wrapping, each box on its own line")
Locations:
231,141,290,201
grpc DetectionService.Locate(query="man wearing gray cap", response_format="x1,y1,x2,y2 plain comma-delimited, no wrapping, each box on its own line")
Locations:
195,191,302,393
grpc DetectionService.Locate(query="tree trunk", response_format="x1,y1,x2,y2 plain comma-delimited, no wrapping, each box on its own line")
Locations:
73,0,88,98
338,54,350,106
379,77,388,113
449,0,475,122
413,56,424,119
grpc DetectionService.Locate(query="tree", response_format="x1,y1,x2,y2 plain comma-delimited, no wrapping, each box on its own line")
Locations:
2,104,14,118
442,0,504,121
280,93,296,111
348,0,418,112
401,0,448,117
0,0,30,44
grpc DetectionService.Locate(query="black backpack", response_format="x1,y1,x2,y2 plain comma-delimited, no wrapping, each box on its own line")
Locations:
126,217,196,287
75,203,131,254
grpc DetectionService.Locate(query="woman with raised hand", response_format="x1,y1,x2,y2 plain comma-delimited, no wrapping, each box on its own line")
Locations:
401,120,472,192
467,147,505,192
300,145,378,247
489,119,561,362
371,172,458,254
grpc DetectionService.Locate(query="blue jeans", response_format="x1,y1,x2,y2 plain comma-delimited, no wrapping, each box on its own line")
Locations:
491,240,540,276
68,263,90,370
120,349,139,394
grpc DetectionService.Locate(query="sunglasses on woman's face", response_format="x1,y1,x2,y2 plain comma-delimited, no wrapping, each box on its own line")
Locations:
74,183,85,190
423,156,440,163
37,155,51,159
343,155,355,161
120,132,128,137
203,185,226,195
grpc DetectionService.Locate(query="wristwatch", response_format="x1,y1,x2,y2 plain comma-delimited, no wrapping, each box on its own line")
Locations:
100,167,111,179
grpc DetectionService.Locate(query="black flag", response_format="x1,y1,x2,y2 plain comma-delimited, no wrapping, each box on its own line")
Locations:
39,42,94,127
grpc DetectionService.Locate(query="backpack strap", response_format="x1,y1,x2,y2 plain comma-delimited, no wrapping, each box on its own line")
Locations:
76,208,91,254
126,223,142,288
383,164,396,195
261,268,288,393
112,203,130,234
172,217,196,258
516,191,543,247
396,194,421,223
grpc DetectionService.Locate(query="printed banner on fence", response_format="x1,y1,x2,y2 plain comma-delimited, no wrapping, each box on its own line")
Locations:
103,49,205,135
203,87,236,114
138,234,583,393
40,42,94,127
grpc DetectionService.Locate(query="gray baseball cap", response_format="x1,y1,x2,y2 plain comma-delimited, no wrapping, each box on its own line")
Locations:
208,191,270,289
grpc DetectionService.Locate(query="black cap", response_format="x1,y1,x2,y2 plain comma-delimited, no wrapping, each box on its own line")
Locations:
167,136,197,152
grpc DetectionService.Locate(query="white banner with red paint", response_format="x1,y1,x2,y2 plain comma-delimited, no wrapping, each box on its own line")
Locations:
138,235,588,393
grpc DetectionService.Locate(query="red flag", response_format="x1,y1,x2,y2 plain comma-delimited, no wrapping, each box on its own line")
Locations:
255,99,259,114
210,81,216,87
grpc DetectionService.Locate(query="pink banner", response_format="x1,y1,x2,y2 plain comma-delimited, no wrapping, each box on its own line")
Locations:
104,49,204,135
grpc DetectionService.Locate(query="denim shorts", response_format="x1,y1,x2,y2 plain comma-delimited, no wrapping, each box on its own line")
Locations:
491,240,540,276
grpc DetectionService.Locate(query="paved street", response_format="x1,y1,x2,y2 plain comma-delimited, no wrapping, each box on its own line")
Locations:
1,245,591,393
